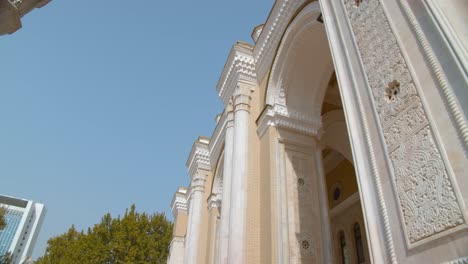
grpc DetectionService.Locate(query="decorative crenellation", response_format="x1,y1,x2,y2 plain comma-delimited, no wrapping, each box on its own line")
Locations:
344,0,465,244
187,137,211,179
171,187,188,217
257,104,322,138
217,42,257,104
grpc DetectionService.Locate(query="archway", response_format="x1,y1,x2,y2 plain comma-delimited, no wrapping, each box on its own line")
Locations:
262,2,371,263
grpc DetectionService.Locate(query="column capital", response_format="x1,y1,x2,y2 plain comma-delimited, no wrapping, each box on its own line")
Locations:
188,173,208,199
233,81,256,112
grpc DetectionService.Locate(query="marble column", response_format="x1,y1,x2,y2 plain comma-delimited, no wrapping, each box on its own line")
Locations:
217,99,234,264
228,82,253,264
184,174,207,264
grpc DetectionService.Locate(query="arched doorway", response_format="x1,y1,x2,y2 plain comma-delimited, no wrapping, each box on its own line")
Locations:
260,2,374,263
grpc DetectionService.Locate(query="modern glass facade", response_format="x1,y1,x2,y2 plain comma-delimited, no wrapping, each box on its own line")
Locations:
0,195,45,264
0,208,24,256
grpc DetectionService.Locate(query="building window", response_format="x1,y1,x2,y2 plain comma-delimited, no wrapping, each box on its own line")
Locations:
354,223,365,264
339,230,349,264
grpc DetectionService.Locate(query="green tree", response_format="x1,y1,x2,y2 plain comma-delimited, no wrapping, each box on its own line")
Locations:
0,206,6,230
0,251,13,264
35,205,173,264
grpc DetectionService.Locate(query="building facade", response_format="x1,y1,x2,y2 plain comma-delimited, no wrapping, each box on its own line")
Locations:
168,0,468,263
0,195,46,264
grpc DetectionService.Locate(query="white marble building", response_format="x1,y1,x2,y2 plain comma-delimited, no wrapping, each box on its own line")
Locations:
168,0,468,263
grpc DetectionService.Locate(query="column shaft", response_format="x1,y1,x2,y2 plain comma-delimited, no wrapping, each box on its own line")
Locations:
184,190,203,264
218,102,234,264
227,84,252,264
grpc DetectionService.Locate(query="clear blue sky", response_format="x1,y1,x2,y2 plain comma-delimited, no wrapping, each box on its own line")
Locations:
0,0,271,259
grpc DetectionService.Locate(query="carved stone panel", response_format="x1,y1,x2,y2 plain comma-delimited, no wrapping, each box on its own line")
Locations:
343,0,464,244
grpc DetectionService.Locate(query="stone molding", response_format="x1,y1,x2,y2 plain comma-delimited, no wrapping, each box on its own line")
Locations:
216,42,257,105
256,104,321,138
396,0,468,149
171,187,188,217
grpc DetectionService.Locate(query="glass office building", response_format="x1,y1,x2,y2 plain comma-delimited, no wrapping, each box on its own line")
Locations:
0,195,46,264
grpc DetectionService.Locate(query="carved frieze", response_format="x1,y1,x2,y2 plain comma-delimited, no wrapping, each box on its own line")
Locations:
343,0,464,244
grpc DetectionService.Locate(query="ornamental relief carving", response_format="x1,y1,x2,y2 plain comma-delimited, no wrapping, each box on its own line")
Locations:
343,0,464,243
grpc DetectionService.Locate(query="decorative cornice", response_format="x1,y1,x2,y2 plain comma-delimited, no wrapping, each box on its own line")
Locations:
216,42,257,104
256,104,322,138
186,137,211,178
170,187,187,217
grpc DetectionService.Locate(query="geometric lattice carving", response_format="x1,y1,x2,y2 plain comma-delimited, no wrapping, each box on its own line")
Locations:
344,0,464,244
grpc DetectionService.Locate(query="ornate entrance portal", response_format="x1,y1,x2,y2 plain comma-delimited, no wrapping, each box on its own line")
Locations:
167,0,468,263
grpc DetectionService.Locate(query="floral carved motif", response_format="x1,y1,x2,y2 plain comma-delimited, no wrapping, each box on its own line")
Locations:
344,0,464,243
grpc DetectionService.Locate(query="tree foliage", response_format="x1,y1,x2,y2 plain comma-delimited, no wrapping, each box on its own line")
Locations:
0,206,6,230
35,205,173,264
0,251,13,264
